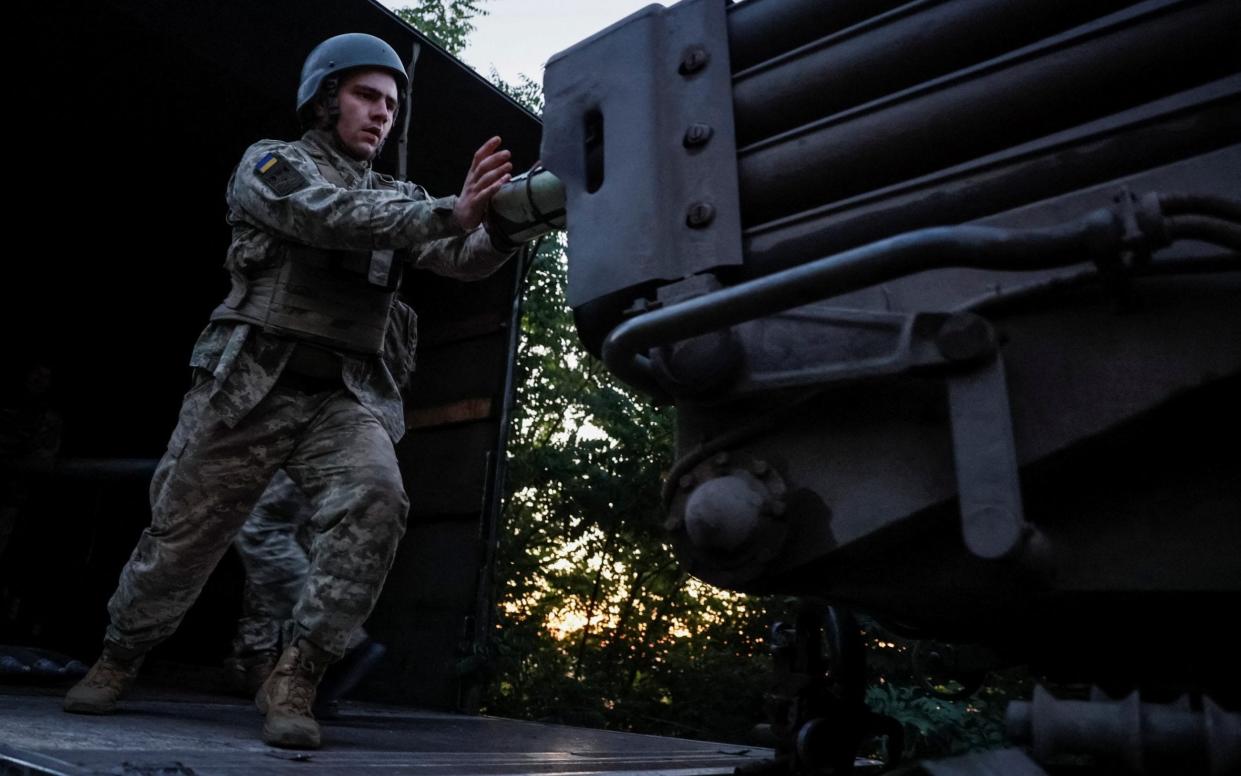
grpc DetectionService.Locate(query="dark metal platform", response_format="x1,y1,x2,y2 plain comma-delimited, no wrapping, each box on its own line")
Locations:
0,687,768,775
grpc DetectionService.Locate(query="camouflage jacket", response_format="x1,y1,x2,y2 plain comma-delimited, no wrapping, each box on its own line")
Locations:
190,129,512,442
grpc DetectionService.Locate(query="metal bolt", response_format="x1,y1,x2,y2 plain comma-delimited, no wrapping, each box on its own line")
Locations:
751,460,769,476
687,202,716,228
678,474,696,490
683,123,714,148
936,314,995,362
679,46,709,75
712,452,730,467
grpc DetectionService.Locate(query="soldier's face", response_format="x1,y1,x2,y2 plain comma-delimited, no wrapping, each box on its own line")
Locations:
334,69,399,160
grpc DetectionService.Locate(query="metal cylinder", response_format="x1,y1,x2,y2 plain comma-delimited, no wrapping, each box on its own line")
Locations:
684,474,768,555
735,0,1241,227
725,0,908,73
741,98,1241,277
487,166,566,246
1007,686,1241,774
732,0,1137,147
602,210,1128,395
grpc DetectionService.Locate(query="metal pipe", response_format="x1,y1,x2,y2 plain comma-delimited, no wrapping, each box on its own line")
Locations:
732,0,1136,147
741,96,1241,277
725,0,909,73
736,0,1241,226
1160,193,1241,222
1167,215,1241,251
602,209,1126,396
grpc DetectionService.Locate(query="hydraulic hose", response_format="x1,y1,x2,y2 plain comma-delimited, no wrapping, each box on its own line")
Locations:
602,193,1240,399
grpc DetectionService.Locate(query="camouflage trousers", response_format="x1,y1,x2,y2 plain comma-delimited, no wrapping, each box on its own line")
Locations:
231,469,367,657
106,374,408,658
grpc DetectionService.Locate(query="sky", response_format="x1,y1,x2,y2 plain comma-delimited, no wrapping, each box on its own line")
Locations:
381,0,662,86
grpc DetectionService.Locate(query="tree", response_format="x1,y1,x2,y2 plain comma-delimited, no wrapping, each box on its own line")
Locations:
394,0,487,57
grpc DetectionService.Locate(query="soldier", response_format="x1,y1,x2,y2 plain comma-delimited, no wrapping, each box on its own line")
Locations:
64,32,515,750
226,299,418,705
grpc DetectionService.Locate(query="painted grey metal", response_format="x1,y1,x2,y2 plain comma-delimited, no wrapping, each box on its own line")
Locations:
742,86,1241,279
0,690,767,776
1007,687,1241,774
731,0,1137,146
551,0,1240,704
542,0,743,308
945,352,1028,560
546,0,1241,769
600,207,1138,397
0,743,93,776
737,0,1241,226
725,0,909,73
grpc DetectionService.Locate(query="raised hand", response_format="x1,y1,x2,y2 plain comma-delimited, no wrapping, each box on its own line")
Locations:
454,136,513,231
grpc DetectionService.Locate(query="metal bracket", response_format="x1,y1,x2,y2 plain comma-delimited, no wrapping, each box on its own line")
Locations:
684,305,1029,559
730,307,947,395
542,0,744,308
946,354,1030,559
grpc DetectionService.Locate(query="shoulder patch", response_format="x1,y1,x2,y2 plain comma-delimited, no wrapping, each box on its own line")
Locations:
253,152,308,197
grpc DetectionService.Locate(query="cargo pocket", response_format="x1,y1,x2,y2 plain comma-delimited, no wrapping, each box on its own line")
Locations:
383,301,419,393
166,369,216,459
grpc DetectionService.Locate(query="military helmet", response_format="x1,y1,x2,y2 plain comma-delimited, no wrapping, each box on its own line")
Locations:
297,33,408,118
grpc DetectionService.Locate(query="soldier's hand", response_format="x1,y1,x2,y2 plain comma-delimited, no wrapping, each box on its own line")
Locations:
454,136,512,231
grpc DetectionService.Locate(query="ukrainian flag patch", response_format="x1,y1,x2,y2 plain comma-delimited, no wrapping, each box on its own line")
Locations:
253,151,307,197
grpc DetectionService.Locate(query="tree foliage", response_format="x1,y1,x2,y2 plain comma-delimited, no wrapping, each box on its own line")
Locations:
479,229,786,741
394,0,487,57
860,620,1025,759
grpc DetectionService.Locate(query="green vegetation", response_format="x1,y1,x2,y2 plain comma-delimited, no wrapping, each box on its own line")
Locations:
394,0,487,56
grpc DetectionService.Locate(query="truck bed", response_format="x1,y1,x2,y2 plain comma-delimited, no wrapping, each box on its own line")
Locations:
1,685,768,776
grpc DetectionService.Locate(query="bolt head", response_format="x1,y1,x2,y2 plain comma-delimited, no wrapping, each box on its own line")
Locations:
679,46,709,75
686,202,716,228
683,123,714,148
936,314,995,362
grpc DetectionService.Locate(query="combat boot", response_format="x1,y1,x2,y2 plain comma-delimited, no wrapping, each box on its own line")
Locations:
256,640,332,749
63,642,146,714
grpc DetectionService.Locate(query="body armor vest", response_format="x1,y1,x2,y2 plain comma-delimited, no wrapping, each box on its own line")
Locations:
211,143,403,356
